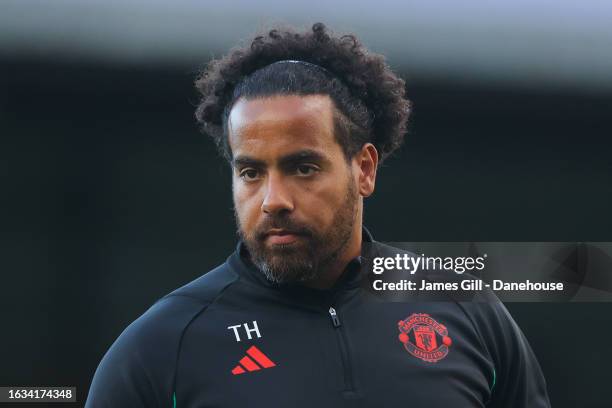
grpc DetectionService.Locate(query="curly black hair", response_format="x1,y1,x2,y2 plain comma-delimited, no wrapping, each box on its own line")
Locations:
194,22,411,164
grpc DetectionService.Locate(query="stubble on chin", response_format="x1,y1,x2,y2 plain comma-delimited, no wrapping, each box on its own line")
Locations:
237,228,321,284
257,241,319,284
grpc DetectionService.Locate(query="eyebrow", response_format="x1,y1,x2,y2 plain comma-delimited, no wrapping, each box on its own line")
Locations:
232,149,329,169
232,156,265,169
278,149,328,167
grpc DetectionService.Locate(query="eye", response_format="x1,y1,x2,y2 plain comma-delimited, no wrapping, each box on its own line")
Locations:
296,164,318,177
239,168,260,181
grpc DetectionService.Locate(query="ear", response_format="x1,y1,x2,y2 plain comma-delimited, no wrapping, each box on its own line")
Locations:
354,143,378,197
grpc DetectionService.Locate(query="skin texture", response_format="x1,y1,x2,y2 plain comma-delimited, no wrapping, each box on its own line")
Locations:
228,94,378,289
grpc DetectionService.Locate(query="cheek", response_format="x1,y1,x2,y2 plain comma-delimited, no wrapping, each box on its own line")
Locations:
233,182,260,226
300,180,345,218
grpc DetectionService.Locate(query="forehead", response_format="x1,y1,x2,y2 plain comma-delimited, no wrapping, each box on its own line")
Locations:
227,94,337,157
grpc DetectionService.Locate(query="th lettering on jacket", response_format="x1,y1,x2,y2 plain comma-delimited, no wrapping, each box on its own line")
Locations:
227,321,262,342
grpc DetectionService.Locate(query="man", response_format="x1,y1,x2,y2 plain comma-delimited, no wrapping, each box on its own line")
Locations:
86,23,550,407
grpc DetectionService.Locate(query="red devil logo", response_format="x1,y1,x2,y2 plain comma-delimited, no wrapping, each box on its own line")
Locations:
398,313,452,363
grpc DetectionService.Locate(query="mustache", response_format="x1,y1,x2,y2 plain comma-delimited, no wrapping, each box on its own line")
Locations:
254,217,314,241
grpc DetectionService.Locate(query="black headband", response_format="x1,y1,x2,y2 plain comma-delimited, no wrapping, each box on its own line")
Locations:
265,59,334,77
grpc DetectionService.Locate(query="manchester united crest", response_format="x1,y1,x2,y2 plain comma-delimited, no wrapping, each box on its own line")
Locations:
398,313,452,363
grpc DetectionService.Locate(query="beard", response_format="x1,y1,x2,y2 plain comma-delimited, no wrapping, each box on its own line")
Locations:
235,177,359,285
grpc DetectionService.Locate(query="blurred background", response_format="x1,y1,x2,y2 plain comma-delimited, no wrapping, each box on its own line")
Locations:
1,1,611,407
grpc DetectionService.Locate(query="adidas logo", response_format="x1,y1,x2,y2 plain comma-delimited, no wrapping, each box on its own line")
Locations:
231,345,277,375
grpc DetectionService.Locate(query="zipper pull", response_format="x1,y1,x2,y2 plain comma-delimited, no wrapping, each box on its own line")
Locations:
328,307,341,328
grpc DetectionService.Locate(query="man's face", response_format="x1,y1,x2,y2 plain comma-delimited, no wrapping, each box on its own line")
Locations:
228,94,360,284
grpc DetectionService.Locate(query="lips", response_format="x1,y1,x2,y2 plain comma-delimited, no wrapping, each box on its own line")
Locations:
264,229,301,245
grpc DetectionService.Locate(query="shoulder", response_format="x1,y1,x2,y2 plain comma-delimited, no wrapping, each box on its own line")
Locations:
165,261,240,303
105,261,240,362
86,262,240,407
115,262,240,353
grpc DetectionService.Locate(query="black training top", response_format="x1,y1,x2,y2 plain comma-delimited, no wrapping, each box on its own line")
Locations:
86,229,550,407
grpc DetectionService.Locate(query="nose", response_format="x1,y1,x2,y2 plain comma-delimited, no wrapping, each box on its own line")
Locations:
261,172,294,215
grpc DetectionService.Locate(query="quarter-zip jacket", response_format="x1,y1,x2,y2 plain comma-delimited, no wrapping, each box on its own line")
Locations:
86,229,550,407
